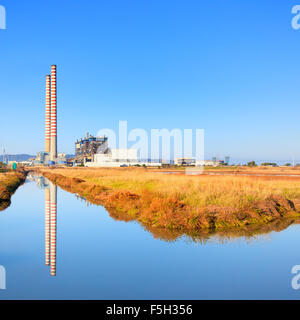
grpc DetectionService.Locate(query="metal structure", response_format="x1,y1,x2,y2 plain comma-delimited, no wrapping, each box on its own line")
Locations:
75,134,108,163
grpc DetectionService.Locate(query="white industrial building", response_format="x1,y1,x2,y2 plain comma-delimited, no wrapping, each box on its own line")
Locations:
196,160,224,167
174,158,196,166
85,148,162,167
110,149,138,162
174,158,224,167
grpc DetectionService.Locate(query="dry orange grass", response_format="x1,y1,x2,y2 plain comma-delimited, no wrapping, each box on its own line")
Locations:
34,168,300,237
0,171,27,211
38,167,300,207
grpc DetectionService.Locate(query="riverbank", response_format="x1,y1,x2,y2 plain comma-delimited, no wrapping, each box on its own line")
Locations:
35,167,300,237
0,170,27,211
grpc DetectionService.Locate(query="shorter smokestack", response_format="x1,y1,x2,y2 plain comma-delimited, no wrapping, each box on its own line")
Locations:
45,75,51,153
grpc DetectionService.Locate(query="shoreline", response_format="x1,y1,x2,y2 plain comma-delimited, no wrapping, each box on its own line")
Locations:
34,167,300,239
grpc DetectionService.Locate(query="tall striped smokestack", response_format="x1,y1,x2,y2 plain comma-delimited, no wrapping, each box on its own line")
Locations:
50,65,57,161
50,183,57,276
45,75,51,153
45,188,50,266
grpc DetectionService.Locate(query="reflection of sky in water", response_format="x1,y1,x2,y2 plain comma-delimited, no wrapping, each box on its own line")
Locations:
0,177,300,299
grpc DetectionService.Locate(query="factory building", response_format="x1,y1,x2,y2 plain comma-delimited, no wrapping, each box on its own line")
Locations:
74,134,162,167
74,134,148,167
174,157,226,167
86,148,139,167
225,156,230,165
75,134,108,164
196,160,224,167
175,158,196,166
110,149,138,162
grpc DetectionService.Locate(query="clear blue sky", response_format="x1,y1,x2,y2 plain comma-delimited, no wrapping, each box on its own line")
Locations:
0,0,299,163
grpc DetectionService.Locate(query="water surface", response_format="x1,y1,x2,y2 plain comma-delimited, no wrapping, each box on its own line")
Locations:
0,176,300,300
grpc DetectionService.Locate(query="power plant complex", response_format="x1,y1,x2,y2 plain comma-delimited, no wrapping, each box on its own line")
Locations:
30,64,228,168
35,64,144,167
35,64,148,167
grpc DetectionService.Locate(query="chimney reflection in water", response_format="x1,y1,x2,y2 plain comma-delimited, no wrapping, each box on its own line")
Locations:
45,188,50,266
49,182,57,276
42,177,57,277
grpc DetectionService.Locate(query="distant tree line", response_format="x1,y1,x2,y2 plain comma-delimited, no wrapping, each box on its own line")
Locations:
261,162,278,167
247,161,257,167
245,162,296,167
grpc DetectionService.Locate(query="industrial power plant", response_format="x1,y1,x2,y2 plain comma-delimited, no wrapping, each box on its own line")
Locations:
29,64,228,168
32,64,144,167
33,64,156,167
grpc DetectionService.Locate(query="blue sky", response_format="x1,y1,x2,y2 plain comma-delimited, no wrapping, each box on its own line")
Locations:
0,0,299,163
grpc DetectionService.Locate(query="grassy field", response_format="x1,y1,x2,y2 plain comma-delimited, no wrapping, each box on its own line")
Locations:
37,167,300,239
155,165,300,175
0,170,27,212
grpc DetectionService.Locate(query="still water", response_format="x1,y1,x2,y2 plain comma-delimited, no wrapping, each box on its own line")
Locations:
0,175,300,300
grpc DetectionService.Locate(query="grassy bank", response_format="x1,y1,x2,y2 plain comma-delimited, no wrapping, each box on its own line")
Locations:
0,170,27,211
37,167,300,238
155,165,300,175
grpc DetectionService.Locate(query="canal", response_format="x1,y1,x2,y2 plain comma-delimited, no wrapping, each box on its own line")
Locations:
0,175,300,299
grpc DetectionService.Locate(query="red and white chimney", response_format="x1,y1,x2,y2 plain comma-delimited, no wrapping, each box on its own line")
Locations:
45,75,51,153
50,65,57,160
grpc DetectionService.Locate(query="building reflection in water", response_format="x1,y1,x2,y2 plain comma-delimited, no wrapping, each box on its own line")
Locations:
32,175,57,277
